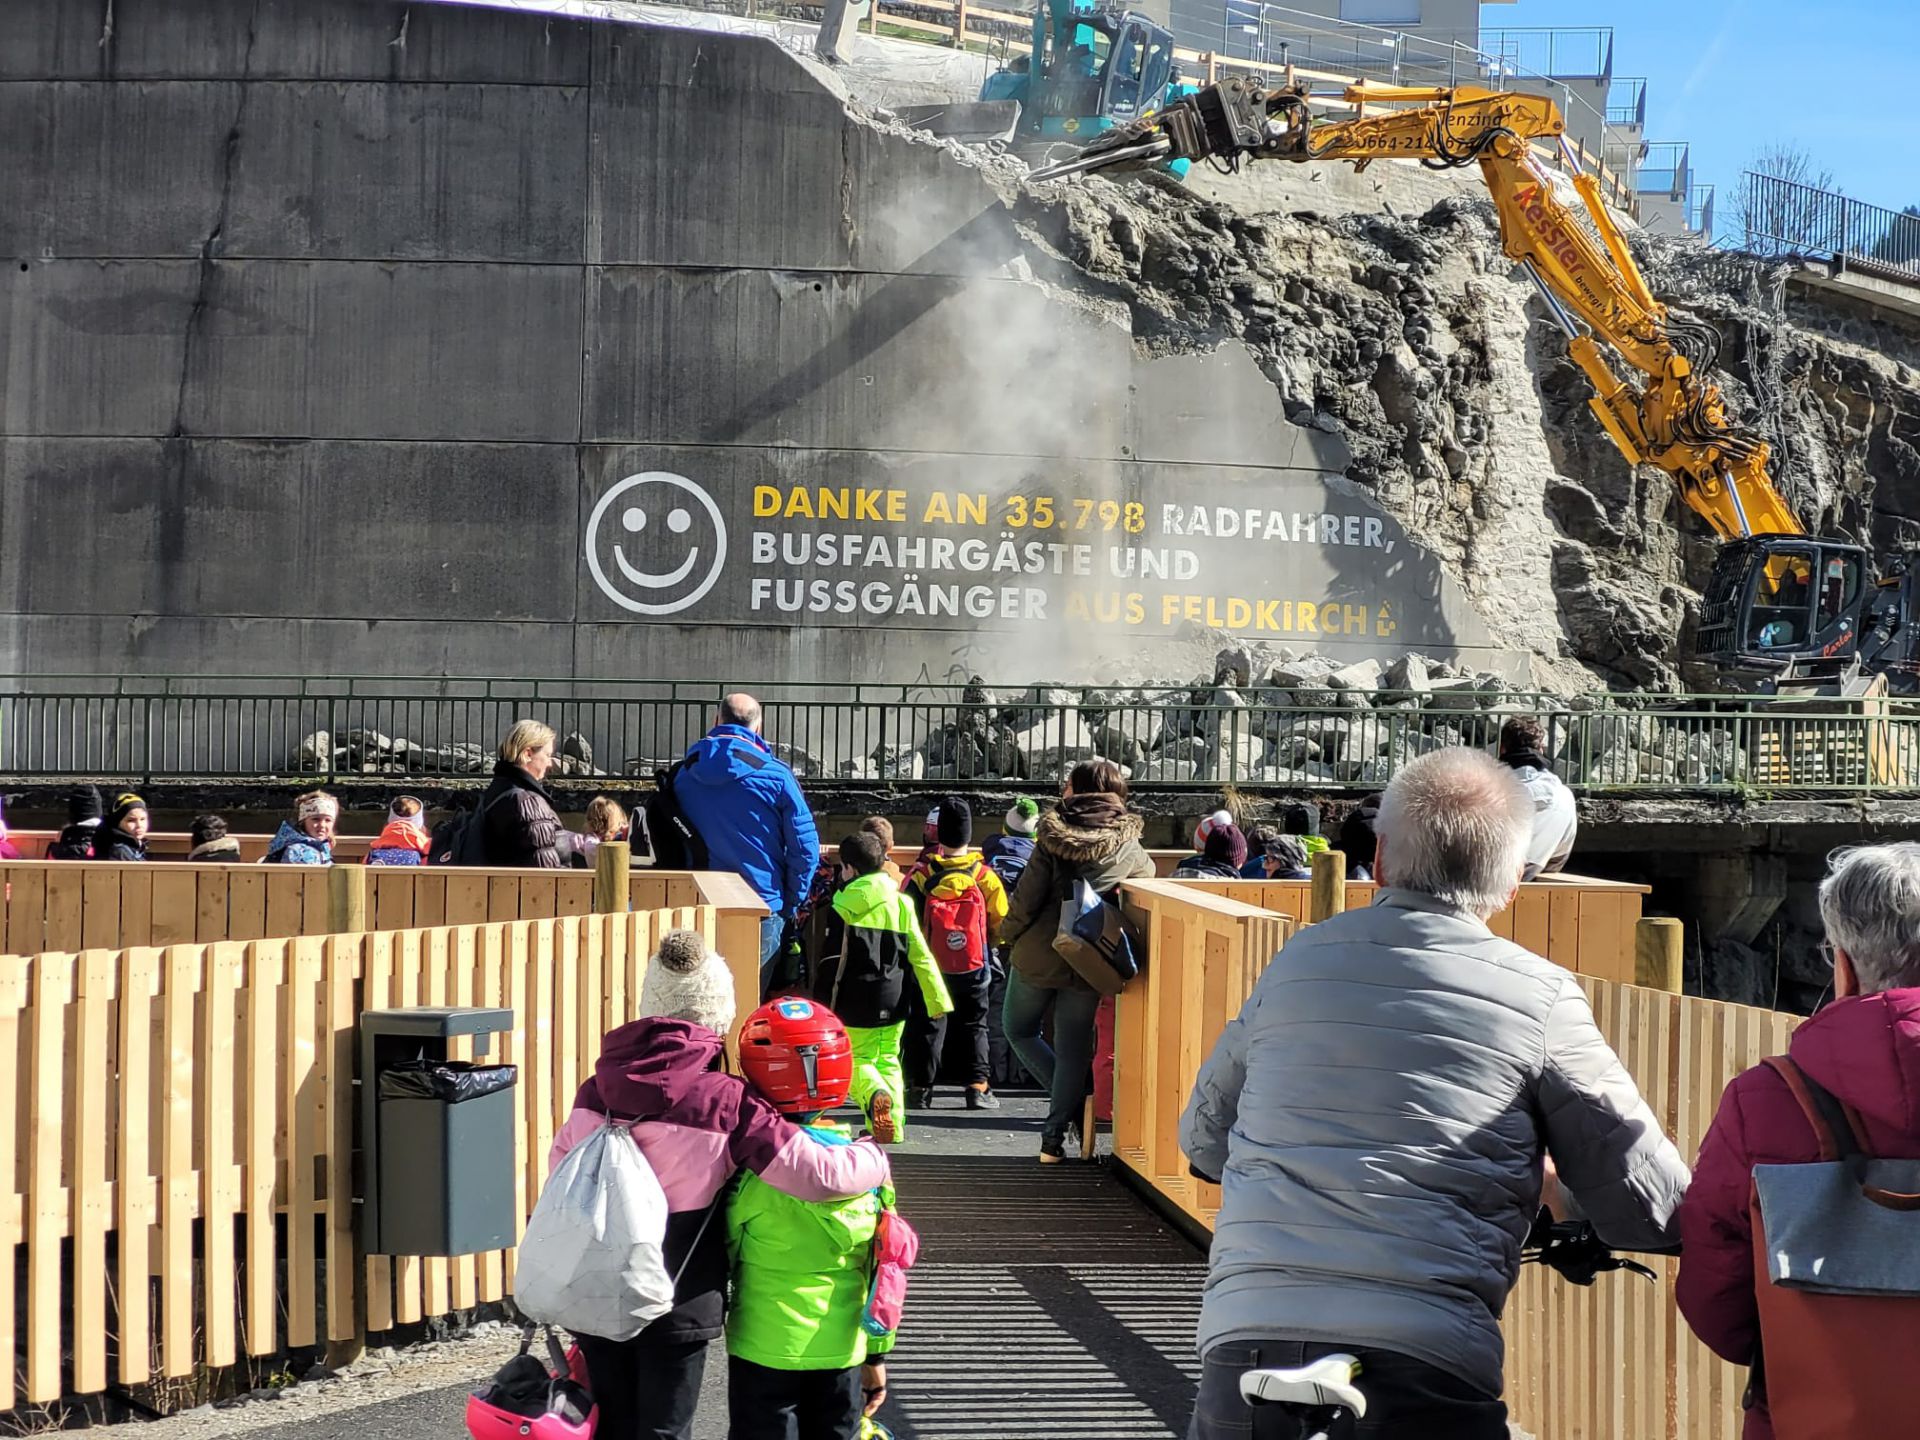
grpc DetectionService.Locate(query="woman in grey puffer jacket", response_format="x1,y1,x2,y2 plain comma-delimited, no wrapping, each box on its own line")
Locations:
1000,760,1156,1161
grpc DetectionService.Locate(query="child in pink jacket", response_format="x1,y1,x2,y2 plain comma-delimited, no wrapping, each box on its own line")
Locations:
545,931,890,1440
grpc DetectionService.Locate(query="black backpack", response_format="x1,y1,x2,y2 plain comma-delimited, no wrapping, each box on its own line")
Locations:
428,791,506,867
641,760,708,869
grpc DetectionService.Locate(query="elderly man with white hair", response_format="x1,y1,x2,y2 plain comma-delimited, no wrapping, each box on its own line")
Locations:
1180,748,1690,1439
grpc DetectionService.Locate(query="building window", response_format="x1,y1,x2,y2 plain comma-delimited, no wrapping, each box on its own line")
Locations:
1339,0,1420,22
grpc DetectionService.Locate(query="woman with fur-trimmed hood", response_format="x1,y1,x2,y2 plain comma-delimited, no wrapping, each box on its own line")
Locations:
999,760,1156,1162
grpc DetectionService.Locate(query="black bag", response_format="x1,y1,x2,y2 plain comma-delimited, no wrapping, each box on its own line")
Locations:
641,760,708,869
429,791,504,867
378,1060,518,1103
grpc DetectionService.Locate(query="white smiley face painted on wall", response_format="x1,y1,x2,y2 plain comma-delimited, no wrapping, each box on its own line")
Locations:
585,472,729,616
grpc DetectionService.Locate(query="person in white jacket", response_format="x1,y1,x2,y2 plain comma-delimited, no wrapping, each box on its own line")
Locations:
1499,715,1577,879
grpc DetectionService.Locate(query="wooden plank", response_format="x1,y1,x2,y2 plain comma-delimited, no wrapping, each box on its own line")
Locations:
322,935,361,1345
6,866,46,955
71,951,115,1394
116,948,158,1384
362,930,395,1335
0,957,26,1411
245,942,282,1355
26,953,74,1402
196,867,231,943
284,937,323,1349
46,865,85,951
390,930,425,1327
555,921,581,1131
228,869,268,942
528,924,558,1207
413,871,449,931
446,873,490,926
1511,888,1551,958
81,865,123,949
556,873,594,917
421,929,452,1321
503,923,531,1295
372,870,414,935
449,928,479,1314
200,942,243,1367
604,912,627,1035
1546,888,1583,974
488,874,520,925
264,870,306,942
159,947,200,1378
476,926,506,1304
118,865,155,947
149,869,198,947
520,876,558,922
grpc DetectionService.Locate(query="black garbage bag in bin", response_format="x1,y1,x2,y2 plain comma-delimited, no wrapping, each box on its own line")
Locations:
378,1059,519,1102
375,1058,519,1257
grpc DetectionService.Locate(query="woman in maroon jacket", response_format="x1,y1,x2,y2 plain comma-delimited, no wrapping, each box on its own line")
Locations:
1677,843,1920,1440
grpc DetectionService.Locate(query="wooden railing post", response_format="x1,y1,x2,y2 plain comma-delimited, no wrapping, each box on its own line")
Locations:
594,841,632,916
1635,916,1684,993
1309,849,1346,923
327,865,366,937
953,0,967,47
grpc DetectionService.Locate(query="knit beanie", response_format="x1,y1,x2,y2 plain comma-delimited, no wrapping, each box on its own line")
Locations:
1004,798,1040,836
109,792,148,829
641,930,737,1035
1202,819,1249,870
1194,809,1235,852
67,784,104,828
936,797,973,849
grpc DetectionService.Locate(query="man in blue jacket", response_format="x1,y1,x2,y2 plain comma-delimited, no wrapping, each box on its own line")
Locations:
672,693,819,989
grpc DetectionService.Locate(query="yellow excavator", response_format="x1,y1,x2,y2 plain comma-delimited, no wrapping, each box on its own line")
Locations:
1033,79,1920,695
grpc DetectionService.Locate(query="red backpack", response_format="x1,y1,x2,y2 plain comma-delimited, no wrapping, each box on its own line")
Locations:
921,863,991,975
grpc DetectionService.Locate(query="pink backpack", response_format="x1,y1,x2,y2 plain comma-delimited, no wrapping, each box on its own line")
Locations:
861,1204,921,1337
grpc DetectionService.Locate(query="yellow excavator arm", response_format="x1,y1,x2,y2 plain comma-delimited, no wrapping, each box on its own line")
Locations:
1035,80,1804,543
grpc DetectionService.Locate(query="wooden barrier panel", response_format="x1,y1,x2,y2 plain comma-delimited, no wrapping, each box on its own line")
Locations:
0,862,762,956
0,892,767,1408
1109,880,1798,1440
1172,874,1648,982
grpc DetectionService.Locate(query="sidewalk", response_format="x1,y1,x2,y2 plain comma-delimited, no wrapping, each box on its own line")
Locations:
96,1096,1206,1440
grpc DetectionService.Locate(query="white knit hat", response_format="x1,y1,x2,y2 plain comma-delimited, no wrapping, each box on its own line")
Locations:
640,930,737,1035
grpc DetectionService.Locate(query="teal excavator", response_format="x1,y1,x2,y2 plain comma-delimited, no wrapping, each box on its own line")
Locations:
904,0,1190,166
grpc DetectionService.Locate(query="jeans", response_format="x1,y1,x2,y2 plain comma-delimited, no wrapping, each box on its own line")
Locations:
573,1334,708,1440
1002,970,1101,1144
727,1356,862,1440
1187,1341,1507,1440
759,915,785,993
904,965,991,1090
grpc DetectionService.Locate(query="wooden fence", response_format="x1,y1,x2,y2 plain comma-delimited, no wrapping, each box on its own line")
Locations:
0,860,761,958
0,893,770,1411
1175,874,1649,982
1109,880,1798,1440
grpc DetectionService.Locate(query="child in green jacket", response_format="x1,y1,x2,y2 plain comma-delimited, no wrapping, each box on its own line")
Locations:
815,831,951,1145
729,998,905,1440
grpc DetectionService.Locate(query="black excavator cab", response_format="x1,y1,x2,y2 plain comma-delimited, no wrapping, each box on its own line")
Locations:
1697,537,1872,680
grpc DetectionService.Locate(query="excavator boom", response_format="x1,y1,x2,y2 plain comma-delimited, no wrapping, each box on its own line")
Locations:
1030,77,1851,677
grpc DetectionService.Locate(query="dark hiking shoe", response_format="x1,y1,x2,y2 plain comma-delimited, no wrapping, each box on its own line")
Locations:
966,1084,1001,1111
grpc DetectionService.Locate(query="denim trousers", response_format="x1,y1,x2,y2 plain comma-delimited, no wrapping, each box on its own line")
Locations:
1001,970,1101,1143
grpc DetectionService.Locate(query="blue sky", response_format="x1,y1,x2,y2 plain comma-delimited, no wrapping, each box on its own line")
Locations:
1487,0,1919,230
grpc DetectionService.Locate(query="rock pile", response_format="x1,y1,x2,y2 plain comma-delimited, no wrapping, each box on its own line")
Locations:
288,730,607,779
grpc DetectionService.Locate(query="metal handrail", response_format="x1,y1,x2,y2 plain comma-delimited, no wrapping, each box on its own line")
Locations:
1,677,1915,796
1741,171,1920,277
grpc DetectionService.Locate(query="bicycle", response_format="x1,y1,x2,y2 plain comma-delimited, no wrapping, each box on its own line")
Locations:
1236,1213,1655,1439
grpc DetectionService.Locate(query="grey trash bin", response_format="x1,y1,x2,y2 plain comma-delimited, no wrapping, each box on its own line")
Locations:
361,1007,516,1258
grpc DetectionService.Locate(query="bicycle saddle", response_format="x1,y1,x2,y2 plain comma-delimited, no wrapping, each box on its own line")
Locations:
1238,1354,1367,1416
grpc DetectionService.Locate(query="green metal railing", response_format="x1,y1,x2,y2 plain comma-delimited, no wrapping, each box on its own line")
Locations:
0,676,1913,796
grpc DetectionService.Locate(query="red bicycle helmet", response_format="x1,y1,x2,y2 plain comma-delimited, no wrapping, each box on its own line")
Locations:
739,997,854,1114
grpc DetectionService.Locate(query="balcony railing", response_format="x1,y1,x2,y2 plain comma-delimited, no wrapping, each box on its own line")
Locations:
1606,75,1646,128
1741,172,1920,278
1478,26,1613,80
1636,141,1691,200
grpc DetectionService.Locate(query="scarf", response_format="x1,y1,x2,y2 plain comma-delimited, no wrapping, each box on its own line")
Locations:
1058,791,1129,831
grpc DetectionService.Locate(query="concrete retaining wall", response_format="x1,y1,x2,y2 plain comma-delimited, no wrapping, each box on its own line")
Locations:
1,0,1523,685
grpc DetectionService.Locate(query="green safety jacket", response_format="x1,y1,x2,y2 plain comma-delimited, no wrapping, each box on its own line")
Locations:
725,1118,897,1371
